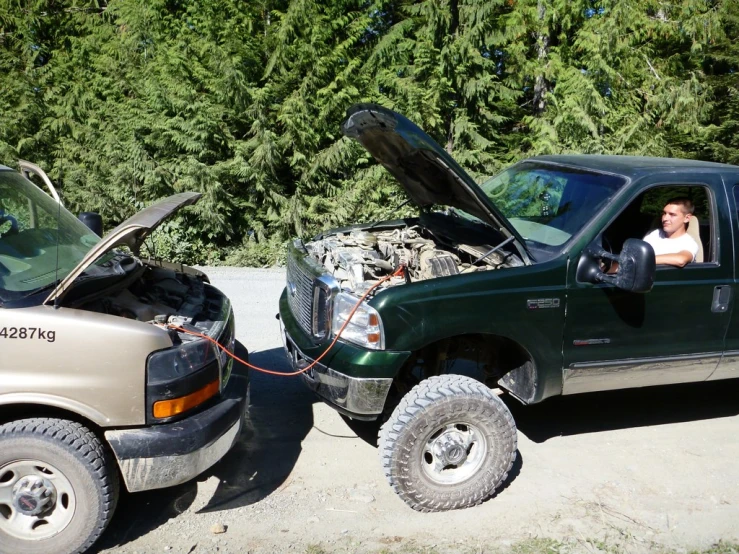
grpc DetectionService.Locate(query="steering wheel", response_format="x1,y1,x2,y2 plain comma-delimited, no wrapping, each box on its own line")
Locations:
0,210,19,236
599,235,616,273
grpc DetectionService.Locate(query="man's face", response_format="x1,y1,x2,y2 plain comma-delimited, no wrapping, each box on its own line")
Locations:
661,203,690,237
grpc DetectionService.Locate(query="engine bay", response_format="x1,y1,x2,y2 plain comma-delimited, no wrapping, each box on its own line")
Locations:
305,225,522,294
79,262,227,340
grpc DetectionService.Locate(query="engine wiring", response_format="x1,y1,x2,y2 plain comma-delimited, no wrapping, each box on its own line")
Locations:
164,265,407,377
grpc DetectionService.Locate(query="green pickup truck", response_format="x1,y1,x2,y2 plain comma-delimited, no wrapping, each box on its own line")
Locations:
279,104,739,512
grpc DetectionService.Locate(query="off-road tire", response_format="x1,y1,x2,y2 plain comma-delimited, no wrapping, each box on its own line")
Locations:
378,374,517,511
0,418,119,554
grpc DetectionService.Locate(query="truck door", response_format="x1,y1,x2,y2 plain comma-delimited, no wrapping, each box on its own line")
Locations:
562,174,733,394
707,180,739,381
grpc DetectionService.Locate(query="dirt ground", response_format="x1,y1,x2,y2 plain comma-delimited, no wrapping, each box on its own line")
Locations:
94,268,739,554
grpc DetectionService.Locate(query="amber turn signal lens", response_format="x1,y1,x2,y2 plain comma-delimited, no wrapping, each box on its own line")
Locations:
153,379,219,418
367,332,381,343
368,313,380,326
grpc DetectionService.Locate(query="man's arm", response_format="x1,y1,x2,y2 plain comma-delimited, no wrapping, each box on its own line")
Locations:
655,250,693,267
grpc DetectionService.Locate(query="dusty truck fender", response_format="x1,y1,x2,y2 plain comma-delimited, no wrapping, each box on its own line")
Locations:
0,305,172,427
371,258,569,404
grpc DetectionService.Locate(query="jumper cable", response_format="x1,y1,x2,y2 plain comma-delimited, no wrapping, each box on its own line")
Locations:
166,265,406,377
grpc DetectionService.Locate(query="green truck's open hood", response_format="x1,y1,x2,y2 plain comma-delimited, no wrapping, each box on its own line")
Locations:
341,104,526,252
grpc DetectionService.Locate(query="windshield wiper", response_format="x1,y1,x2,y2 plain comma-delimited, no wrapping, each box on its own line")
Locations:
25,281,60,298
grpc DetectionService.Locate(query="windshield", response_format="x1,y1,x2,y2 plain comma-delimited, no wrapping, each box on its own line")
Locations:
0,170,101,300
475,162,626,260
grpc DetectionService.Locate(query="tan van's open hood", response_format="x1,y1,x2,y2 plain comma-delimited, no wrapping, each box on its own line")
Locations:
44,192,201,305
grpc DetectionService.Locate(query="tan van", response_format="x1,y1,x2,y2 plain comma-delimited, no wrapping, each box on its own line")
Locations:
0,162,248,554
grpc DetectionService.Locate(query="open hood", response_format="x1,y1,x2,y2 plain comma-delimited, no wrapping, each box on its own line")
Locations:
341,104,526,250
44,192,201,305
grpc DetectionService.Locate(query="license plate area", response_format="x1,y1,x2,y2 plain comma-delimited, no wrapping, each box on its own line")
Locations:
281,324,316,380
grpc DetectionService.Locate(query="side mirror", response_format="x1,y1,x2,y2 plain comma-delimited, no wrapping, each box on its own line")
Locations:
577,238,656,293
78,212,103,237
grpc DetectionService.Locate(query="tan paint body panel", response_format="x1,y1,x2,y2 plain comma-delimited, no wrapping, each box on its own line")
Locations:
0,304,172,426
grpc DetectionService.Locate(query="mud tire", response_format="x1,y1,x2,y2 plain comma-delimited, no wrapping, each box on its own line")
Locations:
378,374,517,511
0,418,119,554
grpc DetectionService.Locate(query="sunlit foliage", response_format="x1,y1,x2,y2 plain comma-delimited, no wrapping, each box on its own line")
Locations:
1,0,736,265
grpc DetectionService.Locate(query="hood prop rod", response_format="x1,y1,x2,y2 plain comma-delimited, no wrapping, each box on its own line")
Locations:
462,236,515,273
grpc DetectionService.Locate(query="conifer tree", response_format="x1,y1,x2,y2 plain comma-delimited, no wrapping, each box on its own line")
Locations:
1,0,737,266
690,0,739,165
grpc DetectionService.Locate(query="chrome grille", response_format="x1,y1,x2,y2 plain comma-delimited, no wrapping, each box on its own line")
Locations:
286,242,317,336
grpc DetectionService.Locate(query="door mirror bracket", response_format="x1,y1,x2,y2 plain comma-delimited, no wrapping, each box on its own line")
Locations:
577,238,656,293
78,212,103,237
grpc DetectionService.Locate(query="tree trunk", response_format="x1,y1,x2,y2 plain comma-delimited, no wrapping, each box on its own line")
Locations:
532,0,549,115
446,0,460,154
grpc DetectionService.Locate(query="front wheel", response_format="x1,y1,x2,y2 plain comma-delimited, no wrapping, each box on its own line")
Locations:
0,419,119,554
378,375,517,511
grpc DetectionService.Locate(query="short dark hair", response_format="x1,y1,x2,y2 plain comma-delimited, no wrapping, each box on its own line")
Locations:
665,197,694,215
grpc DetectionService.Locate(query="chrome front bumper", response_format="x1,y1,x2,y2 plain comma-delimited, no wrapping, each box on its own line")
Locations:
283,330,392,420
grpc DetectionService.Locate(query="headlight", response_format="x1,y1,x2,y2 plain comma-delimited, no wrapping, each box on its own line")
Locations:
146,338,221,423
147,338,218,384
331,292,385,350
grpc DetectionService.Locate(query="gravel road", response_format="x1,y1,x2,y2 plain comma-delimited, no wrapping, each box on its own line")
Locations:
95,267,739,554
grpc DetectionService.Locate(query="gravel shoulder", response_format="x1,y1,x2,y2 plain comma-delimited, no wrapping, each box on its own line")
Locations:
95,267,739,554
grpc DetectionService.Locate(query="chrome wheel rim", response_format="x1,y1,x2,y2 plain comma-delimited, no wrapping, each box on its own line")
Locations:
421,422,487,486
0,460,76,540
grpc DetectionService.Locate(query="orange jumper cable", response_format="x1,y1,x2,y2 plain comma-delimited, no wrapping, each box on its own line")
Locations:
166,265,406,377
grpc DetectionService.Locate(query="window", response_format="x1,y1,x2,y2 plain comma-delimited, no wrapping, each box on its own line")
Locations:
0,170,100,299
603,185,713,264
475,162,626,260
731,185,739,236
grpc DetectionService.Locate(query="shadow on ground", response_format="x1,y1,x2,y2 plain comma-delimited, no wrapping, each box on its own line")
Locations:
341,415,382,447
344,377,739,448
510,378,739,443
93,359,739,549
342,376,739,503
92,344,315,551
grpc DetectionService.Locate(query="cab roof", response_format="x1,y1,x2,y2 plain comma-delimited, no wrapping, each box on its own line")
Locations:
528,155,739,178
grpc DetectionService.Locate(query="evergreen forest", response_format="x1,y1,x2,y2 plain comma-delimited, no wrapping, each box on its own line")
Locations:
1,0,738,265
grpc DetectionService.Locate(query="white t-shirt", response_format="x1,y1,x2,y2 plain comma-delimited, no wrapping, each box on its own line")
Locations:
643,229,699,261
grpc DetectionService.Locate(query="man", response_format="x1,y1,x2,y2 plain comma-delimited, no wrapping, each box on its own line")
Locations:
642,197,699,267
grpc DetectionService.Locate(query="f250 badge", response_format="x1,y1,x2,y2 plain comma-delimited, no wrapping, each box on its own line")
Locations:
527,298,561,310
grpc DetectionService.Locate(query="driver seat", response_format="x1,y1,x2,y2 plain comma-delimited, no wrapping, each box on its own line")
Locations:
686,215,703,263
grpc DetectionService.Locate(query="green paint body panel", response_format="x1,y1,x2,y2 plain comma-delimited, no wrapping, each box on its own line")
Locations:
279,156,739,415
370,259,568,402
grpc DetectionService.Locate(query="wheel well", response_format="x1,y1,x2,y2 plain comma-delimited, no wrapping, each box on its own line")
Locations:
0,404,125,497
389,334,537,408
0,403,104,436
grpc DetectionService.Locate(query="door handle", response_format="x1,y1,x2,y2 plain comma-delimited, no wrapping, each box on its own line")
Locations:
711,285,732,313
